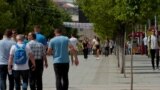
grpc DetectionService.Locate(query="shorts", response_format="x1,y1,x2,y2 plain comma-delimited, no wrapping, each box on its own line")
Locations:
96,45,100,50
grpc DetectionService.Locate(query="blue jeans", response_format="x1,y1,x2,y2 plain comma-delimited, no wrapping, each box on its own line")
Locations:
13,70,29,90
0,65,14,90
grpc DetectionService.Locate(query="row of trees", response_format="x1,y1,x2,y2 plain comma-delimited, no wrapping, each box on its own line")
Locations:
0,0,73,38
77,0,160,75
77,0,160,39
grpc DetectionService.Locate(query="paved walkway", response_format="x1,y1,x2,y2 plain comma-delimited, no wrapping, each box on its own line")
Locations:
41,55,160,90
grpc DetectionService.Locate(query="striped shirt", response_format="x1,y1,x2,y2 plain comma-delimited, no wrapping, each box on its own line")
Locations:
27,40,45,60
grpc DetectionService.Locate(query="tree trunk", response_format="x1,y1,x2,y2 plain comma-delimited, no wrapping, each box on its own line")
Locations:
119,23,125,74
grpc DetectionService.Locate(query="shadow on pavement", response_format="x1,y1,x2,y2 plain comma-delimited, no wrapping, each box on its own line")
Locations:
127,71,160,74
126,66,151,68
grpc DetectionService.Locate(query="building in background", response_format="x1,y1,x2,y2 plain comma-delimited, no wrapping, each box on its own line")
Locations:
53,0,96,39
53,0,78,21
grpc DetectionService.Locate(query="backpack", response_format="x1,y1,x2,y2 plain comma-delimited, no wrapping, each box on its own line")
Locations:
13,44,27,65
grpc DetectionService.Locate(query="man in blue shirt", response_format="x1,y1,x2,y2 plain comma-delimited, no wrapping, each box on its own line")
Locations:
47,28,79,90
0,29,16,90
34,25,47,46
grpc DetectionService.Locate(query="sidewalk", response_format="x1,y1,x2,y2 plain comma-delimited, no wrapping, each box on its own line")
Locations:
43,55,160,90
124,55,160,90
42,55,160,90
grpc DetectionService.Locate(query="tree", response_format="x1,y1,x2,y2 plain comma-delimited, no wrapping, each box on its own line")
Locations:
0,0,14,34
0,0,73,38
77,0,160,75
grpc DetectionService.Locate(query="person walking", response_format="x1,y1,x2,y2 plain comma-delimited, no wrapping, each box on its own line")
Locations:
82,38,88,59
95,37,100,59
8,34,36,90
109,39,114,54
104,39,109,57
27,32,48,90
127,41,132,55
34,25,47,46
47,28,79,90
0,29,16,90
69,34,78,64
143,36,148,55
11,29,17,42
148,29,159,70
92,36,97,55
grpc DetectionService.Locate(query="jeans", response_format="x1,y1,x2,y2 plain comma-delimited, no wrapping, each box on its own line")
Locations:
13,70,29,90
29,60,44,90
0,65,14,90
54,63,69,90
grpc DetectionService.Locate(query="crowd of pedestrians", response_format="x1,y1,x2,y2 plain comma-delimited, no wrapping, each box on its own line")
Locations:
0,25,49,90
0,25,78,90
0,25,117,90
76,36,115,60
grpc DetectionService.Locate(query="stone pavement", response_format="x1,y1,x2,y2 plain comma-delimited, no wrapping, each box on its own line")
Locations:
42,55,160,90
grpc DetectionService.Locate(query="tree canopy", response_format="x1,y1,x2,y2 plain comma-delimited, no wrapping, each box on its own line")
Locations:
0,0,72,38
77,0,160,39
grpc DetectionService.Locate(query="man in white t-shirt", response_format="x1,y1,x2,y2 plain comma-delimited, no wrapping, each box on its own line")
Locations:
8,34,36,90
143,36,148,55
70,34,78,64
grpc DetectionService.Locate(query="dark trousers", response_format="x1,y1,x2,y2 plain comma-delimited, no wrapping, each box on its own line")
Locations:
54,63,69,90
13,70,29,90
150,49,159,69
29,60,44,90
83,48,88,59
0,65,14,90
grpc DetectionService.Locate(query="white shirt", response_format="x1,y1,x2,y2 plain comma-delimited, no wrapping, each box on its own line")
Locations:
127,41,132,49
70,37,78,50
148,35,158,49
10,43,32,70
92,38,99,45
143,37,148,45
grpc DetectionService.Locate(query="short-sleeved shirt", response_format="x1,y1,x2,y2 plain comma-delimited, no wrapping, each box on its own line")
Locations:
143,37,148,46
49,36,71,64
10,43,32,70
0,38,16,65
27,40,45,60
69,37,78,50
35,32,47,46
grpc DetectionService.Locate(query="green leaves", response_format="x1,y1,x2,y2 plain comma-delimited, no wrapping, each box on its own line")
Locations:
78,0,160,39
0,0,72,37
